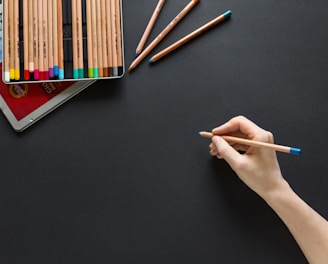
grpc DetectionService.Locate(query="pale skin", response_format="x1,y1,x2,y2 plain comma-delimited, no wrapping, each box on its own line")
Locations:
208,116,328,264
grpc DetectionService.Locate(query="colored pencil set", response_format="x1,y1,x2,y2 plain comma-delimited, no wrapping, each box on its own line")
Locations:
3,0,124,83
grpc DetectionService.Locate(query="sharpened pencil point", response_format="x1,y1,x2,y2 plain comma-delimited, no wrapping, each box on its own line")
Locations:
224,10,232,18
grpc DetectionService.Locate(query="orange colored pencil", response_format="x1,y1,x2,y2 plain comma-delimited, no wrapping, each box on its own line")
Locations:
128,0,199,71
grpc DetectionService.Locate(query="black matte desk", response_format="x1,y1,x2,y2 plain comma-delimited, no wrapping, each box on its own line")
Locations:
1,1,328,263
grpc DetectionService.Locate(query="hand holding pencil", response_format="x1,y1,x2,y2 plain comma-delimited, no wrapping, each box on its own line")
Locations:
201,116,300,197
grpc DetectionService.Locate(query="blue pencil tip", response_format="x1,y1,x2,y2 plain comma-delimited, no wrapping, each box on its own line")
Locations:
149,58,153,64
135,52,140,57
290,147,302,155
224,10,232,18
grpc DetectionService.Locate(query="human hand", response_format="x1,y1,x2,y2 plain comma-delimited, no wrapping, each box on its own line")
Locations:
209,116,287,198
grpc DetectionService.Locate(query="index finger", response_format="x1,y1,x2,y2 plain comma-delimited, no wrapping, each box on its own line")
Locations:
212,116,264,140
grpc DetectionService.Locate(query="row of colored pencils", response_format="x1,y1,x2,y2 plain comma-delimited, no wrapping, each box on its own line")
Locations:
83,0,123,78
4,0,64,81
3,0,123,82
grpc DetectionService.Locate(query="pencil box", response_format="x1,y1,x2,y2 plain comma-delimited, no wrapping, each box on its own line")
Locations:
2,0,124,84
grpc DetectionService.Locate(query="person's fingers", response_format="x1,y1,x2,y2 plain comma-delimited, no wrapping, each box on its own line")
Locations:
212,136,243,167
212,115,263,140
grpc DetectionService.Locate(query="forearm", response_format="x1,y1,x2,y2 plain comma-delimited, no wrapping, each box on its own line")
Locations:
261,180,328,264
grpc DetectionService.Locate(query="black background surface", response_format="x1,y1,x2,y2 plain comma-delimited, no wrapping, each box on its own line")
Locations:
1,0,328,263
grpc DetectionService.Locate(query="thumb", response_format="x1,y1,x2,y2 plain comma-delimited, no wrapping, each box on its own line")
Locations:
212,136,243,169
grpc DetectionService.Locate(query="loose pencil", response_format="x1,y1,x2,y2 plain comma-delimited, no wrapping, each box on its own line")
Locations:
57,0,65,80
128,0,199,71
150,10,231,63
135,0,166,57
4,0,10,82
86,0,94,78
199,131,301,155
23,0,30,80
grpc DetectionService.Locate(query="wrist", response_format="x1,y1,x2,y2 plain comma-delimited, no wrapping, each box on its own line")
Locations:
258,176,292,204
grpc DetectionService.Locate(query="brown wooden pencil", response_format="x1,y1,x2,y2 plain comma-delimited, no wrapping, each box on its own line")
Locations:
42,0,49,80
86,0,94,77
150,10,232,63
96,0,103,77
199,132,301,155
23,0,30,80
28,0,34,74
71,0,78,78
4,0,10,82
8,0,15,80
38,0,44,80
135,0,166,56
91,0,98,77
57,0,64,79
48,0,54,78
33,0,39,80
105,0,113,76
53,0,59,77
101,0,109,77
115,0,123,69
128,0,199,71
110,0,118,75
77,0,84,78
14,0,20,80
